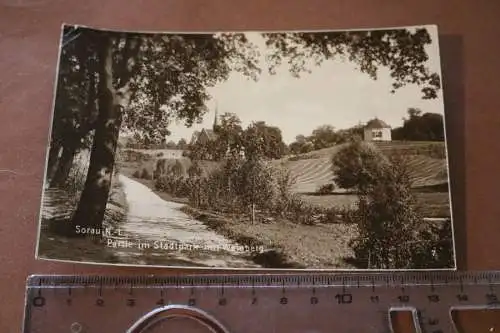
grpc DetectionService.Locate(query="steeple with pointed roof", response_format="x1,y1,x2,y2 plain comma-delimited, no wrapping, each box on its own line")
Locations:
213,100,219,131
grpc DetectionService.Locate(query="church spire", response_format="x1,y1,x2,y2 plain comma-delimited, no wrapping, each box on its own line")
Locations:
213,100,219,131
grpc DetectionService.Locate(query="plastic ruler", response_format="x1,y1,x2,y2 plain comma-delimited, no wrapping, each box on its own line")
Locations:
23,271,500,333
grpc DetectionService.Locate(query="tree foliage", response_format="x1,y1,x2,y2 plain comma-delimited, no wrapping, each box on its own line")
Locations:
116,32,261,144
347,155,424,269
52,29,99,150
392,108,445,141
177,138,188,150
310,125,339,150
190,114,287,160
166,140,177,149
335,125,365,144
235,157,275,208
186,140,216,161
263,28,441,99
46,30,100,187
288,124,364,155
213,112,244,160
242,121,286,159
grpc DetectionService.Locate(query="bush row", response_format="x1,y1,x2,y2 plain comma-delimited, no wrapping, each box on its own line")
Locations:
152,157,345,225
382,144,446,159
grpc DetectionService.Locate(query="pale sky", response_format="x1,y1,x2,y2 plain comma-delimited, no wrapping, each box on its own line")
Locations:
166,25,445,145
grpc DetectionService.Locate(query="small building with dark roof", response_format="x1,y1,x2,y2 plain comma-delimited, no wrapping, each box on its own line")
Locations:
363,118,392,141
190,107,220,146
188,106,245,160
193,128,218,145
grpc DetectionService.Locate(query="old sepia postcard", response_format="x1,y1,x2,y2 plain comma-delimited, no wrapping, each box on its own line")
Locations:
35,24,457,270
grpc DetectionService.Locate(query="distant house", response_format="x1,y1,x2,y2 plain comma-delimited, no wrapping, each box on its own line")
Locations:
363,118,392,141
191,128,218,145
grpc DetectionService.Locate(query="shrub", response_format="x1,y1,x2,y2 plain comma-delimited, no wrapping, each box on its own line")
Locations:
170,160,185,177
273,166,342,225
235,157,275,211
154,159,167,179
272,167,296,215
410,219,454,268
346,154,451,269
331,140,390,193
209,156,245,211
321,207,345,223
132,170,141,178
154,176,166,191
186,176,204,207
141,168,152,180
317,183,336,194
152,154,344,227
188,160,203,178
283,195,308,223
154,173,191,198
199,167,233,211
287,196,324,225
274,193,338,225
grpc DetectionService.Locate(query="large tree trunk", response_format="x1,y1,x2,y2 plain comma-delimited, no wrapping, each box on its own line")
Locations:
46,142,62,184
49,145,76,188
70,35,125,234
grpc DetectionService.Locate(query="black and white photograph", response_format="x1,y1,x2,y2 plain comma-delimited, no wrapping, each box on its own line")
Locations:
36,24,456,270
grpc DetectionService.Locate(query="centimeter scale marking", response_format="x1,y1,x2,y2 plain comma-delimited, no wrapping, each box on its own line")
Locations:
23,271,500,333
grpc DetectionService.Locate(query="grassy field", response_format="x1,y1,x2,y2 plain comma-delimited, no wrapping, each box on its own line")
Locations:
182,205,358,269
300,191,450,218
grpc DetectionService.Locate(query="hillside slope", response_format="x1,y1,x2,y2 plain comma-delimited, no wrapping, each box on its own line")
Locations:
120,141,449,195
278,141,449,194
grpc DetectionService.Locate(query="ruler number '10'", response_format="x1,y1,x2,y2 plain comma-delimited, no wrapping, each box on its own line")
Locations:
335,293,352,304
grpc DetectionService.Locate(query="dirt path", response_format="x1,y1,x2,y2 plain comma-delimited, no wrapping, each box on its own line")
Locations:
113,174,261,268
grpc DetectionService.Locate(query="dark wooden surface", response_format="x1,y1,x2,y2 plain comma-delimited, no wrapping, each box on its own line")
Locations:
0,0,499,331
